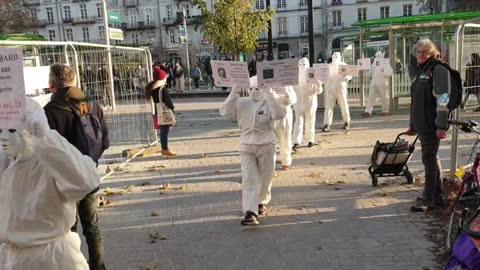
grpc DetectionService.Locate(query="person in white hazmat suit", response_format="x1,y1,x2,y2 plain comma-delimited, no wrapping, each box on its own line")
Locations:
362,51,393,116
323,52,352,132
292,57,323,151
273,85,297,170
220,76,287,225
0,98,100,270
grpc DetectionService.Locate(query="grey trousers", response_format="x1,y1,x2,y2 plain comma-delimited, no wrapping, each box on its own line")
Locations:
419,133,444,203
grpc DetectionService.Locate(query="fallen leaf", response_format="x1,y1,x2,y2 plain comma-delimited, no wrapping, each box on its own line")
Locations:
149,232,167,241
334,187,342,190
310,163,316,165
105,166,111,174
337,180,345,184
273,173,280,177
202,153,208,158
123,185,134,191
151,211,160,217
214,170,223,173
137,182,150,187
324,180,335,186
159,191,165,195
306,172,322,178
144,262,157,270
377,192,388,197
159,184,172,190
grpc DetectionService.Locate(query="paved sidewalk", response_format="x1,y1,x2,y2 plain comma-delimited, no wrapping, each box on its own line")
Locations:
96,97,449,270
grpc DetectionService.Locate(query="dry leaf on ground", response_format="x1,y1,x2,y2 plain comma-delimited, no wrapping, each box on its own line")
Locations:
144,262,157,270
214,170,223,173
151,211,160,217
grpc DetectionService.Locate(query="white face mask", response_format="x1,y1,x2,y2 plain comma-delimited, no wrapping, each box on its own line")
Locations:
248,88,266,101
331,52,342,64
0,129,23,159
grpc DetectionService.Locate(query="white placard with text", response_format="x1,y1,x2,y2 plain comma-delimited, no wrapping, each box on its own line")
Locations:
357,58,371,70
0,48,26,129
257,58,299,88
313,63,329,83
338,65,361,77
211,60,250,88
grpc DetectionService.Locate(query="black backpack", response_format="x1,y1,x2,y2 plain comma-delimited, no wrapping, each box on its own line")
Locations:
67,101,104,163
429,60,463,112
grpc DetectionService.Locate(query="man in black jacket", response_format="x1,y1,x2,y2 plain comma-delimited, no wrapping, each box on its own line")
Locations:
406,39,449,212
44,64,109,270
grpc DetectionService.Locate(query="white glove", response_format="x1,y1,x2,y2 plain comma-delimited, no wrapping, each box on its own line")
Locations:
27,111,49,137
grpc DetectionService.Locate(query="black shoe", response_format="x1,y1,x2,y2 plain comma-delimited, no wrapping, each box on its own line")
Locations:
292,143,300,151
241,211,259,225
322,125,330,132
410,204,431,212
343,122,350,130
258,204,267,215
308,142,315,148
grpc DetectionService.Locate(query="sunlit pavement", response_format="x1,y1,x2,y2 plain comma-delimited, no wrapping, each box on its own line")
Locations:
95,97,448,270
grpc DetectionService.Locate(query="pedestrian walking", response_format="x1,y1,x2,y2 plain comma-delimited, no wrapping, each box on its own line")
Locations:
220,76,286,225
44,64,109,270
191,64,202,90
173,61,185,92
146,66,177,157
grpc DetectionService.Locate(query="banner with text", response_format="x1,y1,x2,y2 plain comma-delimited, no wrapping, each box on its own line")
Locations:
0,48,26,129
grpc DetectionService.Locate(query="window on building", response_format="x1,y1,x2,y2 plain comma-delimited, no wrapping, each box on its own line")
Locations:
167,29,175,43
97,3,103,18
380,6,389,19
357,8,366,21
333,10,342,27
110,0,118,5
278,17,287,35
255,0,265,10
277,0,286,8
132,33,139,44
80,4,87,19
82,27,90,42
403,4,413,16
48,30,56,41
46,7,54,22
65,28,73,41
183,4,190,17
129,10,138,26
300,15,308,34
145,8,152,25
299,0,307,7
98,26,104,40
166,5,172,20
63,6,71,20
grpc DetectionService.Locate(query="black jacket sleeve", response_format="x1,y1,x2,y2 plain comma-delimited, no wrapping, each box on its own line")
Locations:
161,88,175,112
94,102,110,151
44,106,66,136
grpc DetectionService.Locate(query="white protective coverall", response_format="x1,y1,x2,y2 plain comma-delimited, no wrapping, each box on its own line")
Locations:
323,52,352,127
273,86,297,167
220,76,287,216
0,98,100,270
292,57,323,145
364,51,393,115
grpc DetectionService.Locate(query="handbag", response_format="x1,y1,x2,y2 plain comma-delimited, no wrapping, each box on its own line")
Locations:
155,90,176,126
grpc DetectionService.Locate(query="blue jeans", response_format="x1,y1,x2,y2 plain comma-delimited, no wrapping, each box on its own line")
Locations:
160,125,170,150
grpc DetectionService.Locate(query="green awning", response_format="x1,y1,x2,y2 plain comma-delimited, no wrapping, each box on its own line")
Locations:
353,11,480,28
0,34,46,41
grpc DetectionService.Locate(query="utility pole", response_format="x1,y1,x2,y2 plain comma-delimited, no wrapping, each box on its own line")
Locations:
307,0,314,66
266,0,273,59
102,0,116,110
183,7,191,91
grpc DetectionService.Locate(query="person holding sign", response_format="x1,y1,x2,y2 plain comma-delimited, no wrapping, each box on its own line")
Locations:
292,57,323,151
323,52,352,132
0,98,99,270
273,85,297,170
362,51,393,117
220,76,286,225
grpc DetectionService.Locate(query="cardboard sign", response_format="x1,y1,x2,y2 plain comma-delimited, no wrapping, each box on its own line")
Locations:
313,63,329,83
373,58,390,69
306,68,317,83
357,58,371,70
257,58,299,88
338,65,361,77
211,60,250,88
0,48,26,129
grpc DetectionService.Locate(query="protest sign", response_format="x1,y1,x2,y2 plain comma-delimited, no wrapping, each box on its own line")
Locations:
0,48,26,129
338,65,361,77
357,58,371,70
312,63,329,83
306,68,317,83
211,60,250,88
257,58,299,88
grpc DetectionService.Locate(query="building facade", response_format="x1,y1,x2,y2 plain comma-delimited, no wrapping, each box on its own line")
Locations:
256,0,423,62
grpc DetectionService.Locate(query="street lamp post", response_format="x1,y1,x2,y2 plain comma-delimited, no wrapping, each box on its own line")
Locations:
102,0,116,110
183,7,192,91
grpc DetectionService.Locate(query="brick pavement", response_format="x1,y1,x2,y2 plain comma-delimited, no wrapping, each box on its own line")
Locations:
95,97,450,270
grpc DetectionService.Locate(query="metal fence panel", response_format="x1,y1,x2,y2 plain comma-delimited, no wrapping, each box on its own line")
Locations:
0,41,156,179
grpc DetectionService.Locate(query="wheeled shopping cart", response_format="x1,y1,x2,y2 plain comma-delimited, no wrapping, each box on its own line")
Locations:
368,132,419,187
